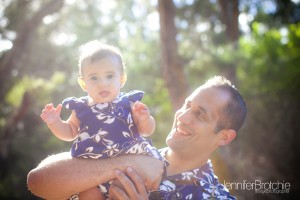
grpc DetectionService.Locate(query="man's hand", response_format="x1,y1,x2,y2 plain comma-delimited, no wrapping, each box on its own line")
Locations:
109,167,149,200
128,155,163,191
40,103,62,125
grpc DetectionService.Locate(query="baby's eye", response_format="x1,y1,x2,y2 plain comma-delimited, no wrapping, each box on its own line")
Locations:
107,74,114,79
90,76,98,81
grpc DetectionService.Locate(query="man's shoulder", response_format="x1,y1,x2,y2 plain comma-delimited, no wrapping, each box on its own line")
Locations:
153,150,236,200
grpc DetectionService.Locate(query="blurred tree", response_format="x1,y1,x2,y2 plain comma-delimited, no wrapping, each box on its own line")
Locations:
217,0,239,82
0,0,64,101
0,1,67,199
0,0,66,159
234,23,300,199
158,0,189,110
167,1,300,199
218,0,240,42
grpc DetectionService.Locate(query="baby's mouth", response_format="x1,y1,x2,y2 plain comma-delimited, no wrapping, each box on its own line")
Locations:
99,91,110,97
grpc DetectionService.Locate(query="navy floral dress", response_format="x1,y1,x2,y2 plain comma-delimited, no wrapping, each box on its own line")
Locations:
64,90,163,199
149,148,236,200
62,90,161,160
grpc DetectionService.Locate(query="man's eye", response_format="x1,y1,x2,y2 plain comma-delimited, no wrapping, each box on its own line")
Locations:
196,112,202,119
195,111,206,121
184,103,191,109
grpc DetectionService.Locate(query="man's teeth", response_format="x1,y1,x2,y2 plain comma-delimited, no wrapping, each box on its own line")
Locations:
176,127,190,135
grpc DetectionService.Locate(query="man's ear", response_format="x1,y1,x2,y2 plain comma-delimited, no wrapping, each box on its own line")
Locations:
120,74,127,88
218,129,236,146
78,77,86,92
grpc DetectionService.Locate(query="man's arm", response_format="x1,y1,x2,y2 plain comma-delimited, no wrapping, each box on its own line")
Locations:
27,152,163,200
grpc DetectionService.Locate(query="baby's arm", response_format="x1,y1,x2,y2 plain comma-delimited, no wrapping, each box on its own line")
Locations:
131,101,155,137
40,103,79,141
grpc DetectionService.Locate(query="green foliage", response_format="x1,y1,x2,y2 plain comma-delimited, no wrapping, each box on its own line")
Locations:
234,23,300,198
142,78,173,148
238,22,300,96
6,72,65,107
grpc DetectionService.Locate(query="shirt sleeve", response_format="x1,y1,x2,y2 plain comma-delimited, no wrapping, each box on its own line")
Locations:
214,182,237,200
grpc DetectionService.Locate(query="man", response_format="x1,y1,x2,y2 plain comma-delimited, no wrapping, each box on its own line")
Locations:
27,76,246,199
108,76,247,199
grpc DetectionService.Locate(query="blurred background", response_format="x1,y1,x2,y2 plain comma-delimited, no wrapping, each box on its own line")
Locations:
0,0,299,199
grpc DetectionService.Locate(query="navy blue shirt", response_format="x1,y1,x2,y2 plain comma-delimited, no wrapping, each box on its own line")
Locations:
149,148,236,200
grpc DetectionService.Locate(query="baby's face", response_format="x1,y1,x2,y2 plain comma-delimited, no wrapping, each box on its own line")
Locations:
81,58,125,104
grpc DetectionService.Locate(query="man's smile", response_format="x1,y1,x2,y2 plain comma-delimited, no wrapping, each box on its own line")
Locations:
175,123,192,136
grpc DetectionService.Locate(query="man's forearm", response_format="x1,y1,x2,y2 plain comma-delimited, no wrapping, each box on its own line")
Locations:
27,152,163,199
27,152,113,199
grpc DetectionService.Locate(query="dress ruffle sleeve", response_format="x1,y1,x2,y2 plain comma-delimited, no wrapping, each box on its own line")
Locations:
126,90,144,102
62,96,88,111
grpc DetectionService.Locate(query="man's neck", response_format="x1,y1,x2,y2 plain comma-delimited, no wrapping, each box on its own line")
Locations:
165,148,209,176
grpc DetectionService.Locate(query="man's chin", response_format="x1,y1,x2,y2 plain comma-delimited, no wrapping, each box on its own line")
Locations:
166,130,189,148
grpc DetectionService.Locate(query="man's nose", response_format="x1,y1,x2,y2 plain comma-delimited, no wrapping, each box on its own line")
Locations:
177,109,191,124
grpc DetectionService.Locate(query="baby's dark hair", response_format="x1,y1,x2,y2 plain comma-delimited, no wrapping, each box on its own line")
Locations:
78,40,125,76
202,76,247,133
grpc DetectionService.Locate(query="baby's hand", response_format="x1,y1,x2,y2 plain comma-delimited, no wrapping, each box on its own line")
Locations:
40,103,62,125
131,101,151,124
131,101,155,137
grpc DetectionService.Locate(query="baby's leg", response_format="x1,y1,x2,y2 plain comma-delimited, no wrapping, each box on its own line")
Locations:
79,187,105,200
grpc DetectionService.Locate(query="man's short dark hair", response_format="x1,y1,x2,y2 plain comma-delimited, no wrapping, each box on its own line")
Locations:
203,76,247,133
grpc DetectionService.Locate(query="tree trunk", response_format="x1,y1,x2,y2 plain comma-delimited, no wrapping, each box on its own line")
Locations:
1,91,33,158
218,0,239,84
0,0,64,100
0,0,64,158
158,0,189,111
218,0,239,43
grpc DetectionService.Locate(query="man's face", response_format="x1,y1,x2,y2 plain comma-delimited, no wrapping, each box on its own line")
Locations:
166,87,230,159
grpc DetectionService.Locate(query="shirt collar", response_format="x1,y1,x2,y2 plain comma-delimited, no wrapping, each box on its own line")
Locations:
159,147,215,185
